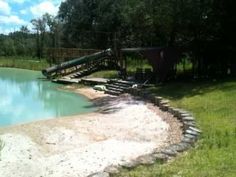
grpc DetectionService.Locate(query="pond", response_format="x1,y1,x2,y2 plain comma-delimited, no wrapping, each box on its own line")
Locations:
0,68,96,127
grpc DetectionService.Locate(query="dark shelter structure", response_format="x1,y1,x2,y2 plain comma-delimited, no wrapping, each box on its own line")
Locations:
121,47,181,82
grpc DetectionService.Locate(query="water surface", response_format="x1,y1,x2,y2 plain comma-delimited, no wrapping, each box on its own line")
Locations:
0,68,95,126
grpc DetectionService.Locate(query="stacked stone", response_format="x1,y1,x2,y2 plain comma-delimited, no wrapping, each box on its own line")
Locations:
89,88,201,177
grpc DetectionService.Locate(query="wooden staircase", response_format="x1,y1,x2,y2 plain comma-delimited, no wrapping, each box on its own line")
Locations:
53,57,111,84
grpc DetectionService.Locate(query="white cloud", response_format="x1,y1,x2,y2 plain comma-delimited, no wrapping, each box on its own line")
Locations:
20,9,27,15
30,1,58,17
0,0,11,15
6,0,28,4
0,27,14,34
0,15,27,25
11,0,25,3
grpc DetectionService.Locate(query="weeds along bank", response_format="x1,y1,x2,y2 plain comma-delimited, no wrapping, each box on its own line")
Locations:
0,57,49,71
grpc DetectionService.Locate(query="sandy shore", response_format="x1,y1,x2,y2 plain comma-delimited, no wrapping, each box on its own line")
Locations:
62,85,111,100
0,88,182,177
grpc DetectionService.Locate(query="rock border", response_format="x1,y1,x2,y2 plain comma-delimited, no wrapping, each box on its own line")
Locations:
89,88,201,177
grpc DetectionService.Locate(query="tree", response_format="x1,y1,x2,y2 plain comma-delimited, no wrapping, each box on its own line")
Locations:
58,0,124,48
31,17,47,59
2,38,16,56
1,0,235,78
20,26,30,34
43,13,61,48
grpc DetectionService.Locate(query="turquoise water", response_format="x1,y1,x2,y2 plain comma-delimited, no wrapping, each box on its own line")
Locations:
0,68,96,126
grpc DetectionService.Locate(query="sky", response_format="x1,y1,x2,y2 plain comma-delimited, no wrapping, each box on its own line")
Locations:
0,0,64,34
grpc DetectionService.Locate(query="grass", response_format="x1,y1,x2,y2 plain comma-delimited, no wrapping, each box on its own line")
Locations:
126,57,152,72
88,70,118,78
0,56,151,77
88,58,153,79
113,78,236,177
0,56,49,71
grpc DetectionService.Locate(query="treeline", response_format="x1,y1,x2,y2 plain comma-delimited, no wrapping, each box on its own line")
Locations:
0,14,61,58
0,27,35,57
0,0,235,77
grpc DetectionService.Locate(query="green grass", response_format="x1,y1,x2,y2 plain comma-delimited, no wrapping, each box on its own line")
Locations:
126,57,152,73
0,56,49,71
113,79,236,177
88,58,153,79
176,58,193,74
88,70,118,78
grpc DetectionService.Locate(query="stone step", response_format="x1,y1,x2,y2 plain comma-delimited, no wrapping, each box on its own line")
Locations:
106,85,124,93
75,72,82,76
105,84,128,90
111,82,132,89
109,79,134,86
104,79,133,96
116,80,135,85
114,82,133,87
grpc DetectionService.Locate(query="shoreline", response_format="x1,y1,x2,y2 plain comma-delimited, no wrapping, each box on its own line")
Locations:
61,85,112,100
0,86,182,177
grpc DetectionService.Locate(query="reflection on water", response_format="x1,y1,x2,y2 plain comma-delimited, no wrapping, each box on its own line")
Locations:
0,68,95,126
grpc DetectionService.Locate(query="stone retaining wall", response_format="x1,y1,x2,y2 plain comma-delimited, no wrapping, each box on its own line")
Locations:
89,88,201,177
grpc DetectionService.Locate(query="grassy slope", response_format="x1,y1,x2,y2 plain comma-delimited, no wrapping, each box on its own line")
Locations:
88,70,118,79
114,79,236,177
0,57,49,71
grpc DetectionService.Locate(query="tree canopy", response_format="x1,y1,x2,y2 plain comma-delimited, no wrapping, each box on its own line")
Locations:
0,0,235,78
